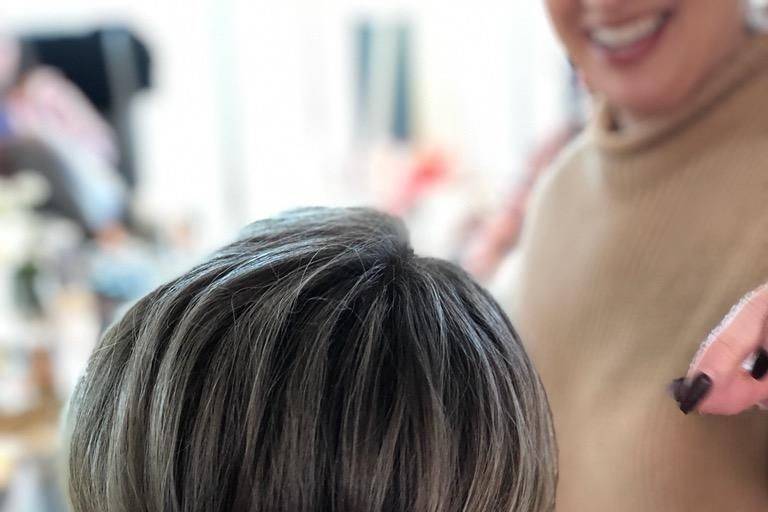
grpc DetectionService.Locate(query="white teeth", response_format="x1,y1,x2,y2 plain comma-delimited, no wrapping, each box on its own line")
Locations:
590,15,665,50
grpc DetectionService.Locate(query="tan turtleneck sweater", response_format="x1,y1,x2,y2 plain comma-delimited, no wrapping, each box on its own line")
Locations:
499,36,768,511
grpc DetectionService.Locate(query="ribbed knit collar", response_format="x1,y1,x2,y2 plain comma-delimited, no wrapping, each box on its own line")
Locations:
588,34,768,155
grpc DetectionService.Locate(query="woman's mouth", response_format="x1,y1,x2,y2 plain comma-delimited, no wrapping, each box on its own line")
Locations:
587,12,672,66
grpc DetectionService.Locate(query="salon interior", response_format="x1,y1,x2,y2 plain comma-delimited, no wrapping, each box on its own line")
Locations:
7,0,768,510
0,2,574,506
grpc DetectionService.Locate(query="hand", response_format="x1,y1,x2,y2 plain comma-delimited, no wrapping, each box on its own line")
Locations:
671,284,768,415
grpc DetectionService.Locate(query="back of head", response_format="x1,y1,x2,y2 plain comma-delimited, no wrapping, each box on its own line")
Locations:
66,207,556,512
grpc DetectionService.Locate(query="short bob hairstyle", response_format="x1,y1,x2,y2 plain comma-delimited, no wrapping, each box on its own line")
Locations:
66,207,556,512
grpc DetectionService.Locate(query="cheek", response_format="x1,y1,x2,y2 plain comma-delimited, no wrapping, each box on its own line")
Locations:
673,0,746,62
546,0,579,32
662,1,746,89
546,0,585,54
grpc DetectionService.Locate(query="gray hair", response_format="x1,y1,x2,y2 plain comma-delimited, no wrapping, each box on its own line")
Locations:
66,207,557,512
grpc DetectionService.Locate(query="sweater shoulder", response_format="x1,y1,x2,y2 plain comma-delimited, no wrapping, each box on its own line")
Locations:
490,134,594,315
528,131,595,210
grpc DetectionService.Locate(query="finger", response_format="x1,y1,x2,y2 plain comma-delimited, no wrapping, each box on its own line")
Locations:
696,371,768,415
677,285,768,415
697,348,768,414
688,285,768,387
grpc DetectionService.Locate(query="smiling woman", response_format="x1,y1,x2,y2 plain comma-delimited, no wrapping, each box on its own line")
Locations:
545,0,747,120
497,0,768,511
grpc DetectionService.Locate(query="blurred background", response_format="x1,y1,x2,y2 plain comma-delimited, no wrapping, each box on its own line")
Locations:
0,1,581,509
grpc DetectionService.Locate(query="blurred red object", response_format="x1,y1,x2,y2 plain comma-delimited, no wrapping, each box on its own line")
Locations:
388,149,451,216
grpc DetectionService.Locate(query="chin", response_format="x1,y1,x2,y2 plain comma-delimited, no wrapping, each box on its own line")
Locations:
603,78,694,119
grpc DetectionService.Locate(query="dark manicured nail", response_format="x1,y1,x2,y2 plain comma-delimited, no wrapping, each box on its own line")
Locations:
679,373,712,415
668,377,686,402
751,348,768,380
